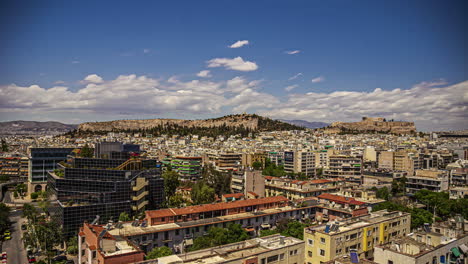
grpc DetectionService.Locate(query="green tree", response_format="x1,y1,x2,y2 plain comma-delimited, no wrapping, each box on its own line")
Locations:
80,144,94,158
162,170,180,200
391,176,407,196
0,203,11,233
146,246,173,259
31,192,39,200
119,212,131,222
252,161,263,170
376,187,390,200
168,193,189,207
189,224,249,251
262,159,286,177
1,139,8,152
66,237,78,255
191,182,215,205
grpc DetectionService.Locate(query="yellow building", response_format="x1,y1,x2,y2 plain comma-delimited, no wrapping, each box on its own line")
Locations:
304,210,411,264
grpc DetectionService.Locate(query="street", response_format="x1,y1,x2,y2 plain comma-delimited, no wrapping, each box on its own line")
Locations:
2,209,28,264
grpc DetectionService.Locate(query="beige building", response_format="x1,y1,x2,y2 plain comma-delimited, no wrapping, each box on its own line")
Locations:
231,169,265,197
304,210,411,264
378,151,394,170
406,169,449,194
363,147,377,162
153,234,304,264
264,177,347,201
374,232,468,264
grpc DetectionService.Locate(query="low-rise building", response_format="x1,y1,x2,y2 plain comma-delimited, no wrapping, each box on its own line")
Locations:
0,154,28,182
304,210,411,264
264,177,347,200
231,169,265,197
78,223,145,264
374,232,468,264
406,169,449,194
152,234,304,264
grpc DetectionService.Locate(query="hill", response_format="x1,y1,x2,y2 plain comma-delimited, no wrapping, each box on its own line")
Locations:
73,114,304,137
324,117,417,134
278,119,329,129
0,121,77,135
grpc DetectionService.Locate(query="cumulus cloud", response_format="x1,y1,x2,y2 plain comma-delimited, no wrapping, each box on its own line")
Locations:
288,73,303,81
229,40,249,48
0,74,270,118
82,74,104,84
285,50,300,55
207,57,258,71
261,81,468,131
311,76,325,83
285,85,298,92
197,70,211,78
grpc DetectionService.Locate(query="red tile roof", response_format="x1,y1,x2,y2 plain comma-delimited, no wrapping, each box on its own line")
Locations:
146,196,289,219
318,193,365,206
223,193,244,199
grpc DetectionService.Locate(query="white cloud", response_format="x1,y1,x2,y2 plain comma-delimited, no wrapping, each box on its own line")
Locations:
285,85,298,92
0,74,269,118
229,40,249,48
285,50,300,55
207,57,258,72
71,61,80,64
197,70,212,78
288,73,303,81
143,49,151,54
82,74,104,84
261,81,468,131
311,76,325,83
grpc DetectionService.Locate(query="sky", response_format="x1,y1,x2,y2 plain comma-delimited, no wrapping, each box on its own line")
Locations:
0,0,467,131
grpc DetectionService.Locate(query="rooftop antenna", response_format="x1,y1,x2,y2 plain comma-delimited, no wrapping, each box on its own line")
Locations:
91,215,100,225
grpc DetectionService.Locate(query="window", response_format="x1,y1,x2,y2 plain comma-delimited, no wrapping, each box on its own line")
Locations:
308,239,314,245
367,230,372,236
261,258,266,264
289,249,298,255
388,261,393,264
279,253,284,260
175,229,180,235
320,237,326,244
267,255,278,262
308,251,313,257
320,249,325,256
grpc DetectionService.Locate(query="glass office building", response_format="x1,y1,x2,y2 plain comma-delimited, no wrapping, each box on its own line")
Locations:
29,148,75,183
48,156,164,237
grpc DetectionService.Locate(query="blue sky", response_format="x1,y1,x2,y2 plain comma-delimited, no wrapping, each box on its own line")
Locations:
0,0,467,131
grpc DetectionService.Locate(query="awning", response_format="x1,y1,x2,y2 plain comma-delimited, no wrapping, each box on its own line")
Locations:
451,247,461,257
459,244,468,254
261,224,271,229
244,228,255,232
184,239,193,246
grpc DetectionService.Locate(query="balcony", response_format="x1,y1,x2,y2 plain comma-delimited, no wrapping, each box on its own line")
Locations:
132,191,149,201
132,200,149,211
132,178,148,191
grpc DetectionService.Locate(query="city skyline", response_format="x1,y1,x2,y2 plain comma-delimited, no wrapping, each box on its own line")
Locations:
0,0,467,131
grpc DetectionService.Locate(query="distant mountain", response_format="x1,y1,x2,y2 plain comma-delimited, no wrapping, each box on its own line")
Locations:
278,119,329,129
73,114,305,137
0,121,78,135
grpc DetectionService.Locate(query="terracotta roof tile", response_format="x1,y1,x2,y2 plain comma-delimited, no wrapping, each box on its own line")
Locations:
318,193,365,206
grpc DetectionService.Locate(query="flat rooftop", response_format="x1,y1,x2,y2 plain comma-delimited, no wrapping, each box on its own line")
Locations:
158,234,303,264
108,205,308,237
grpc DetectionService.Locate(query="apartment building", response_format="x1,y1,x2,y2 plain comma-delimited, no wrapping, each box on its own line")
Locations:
406,169,449,194
378,151,394,170
393,150,421,176
450,168,468,186
241,152,266,168
264,176,347,200
170,156,202,181
267,151,284,166
284,150,317,177
374,231,468,264
48,155,164,237
153,234,304,264
78,223,145,264
304,210,411,264
230,169,265,197
0,154,28,182
325,155,362,184
215,152,241,171
82,196,320,254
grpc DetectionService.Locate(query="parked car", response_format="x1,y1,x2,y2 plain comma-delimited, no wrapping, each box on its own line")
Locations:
28,256,36,263
52,255,67,261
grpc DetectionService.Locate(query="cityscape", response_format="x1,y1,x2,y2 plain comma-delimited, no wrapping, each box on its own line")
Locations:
0,1,467,264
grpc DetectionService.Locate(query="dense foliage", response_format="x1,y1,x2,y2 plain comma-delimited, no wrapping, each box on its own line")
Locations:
202,164,232,197
414,189,468,219
191,182,216,205
80,144,94,158
373,201,433,229
189,224,249,251
146,246,173,259
260,219,310,240
162,170,180,200
1,139,8,152
262,158,286,177
0,203,11,234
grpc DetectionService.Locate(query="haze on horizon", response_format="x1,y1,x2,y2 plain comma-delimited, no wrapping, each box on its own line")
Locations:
0,0,467,131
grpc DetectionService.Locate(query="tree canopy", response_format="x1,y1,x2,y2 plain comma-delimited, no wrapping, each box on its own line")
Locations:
146,246,173,259
162,170,180,200
189,224,249,251
191,182,216,205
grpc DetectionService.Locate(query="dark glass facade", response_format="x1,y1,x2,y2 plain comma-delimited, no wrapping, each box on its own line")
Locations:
29,148,75,183
48,156,164,237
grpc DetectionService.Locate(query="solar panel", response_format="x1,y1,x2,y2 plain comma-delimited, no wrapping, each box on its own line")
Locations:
350,250,359,264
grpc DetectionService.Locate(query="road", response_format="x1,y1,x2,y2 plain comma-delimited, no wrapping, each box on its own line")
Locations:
2,209,28,264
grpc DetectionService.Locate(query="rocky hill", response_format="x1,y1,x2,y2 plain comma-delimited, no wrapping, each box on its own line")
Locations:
327,117,416,134
0,121,77,135
278,119,329,129
75,114,304,137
